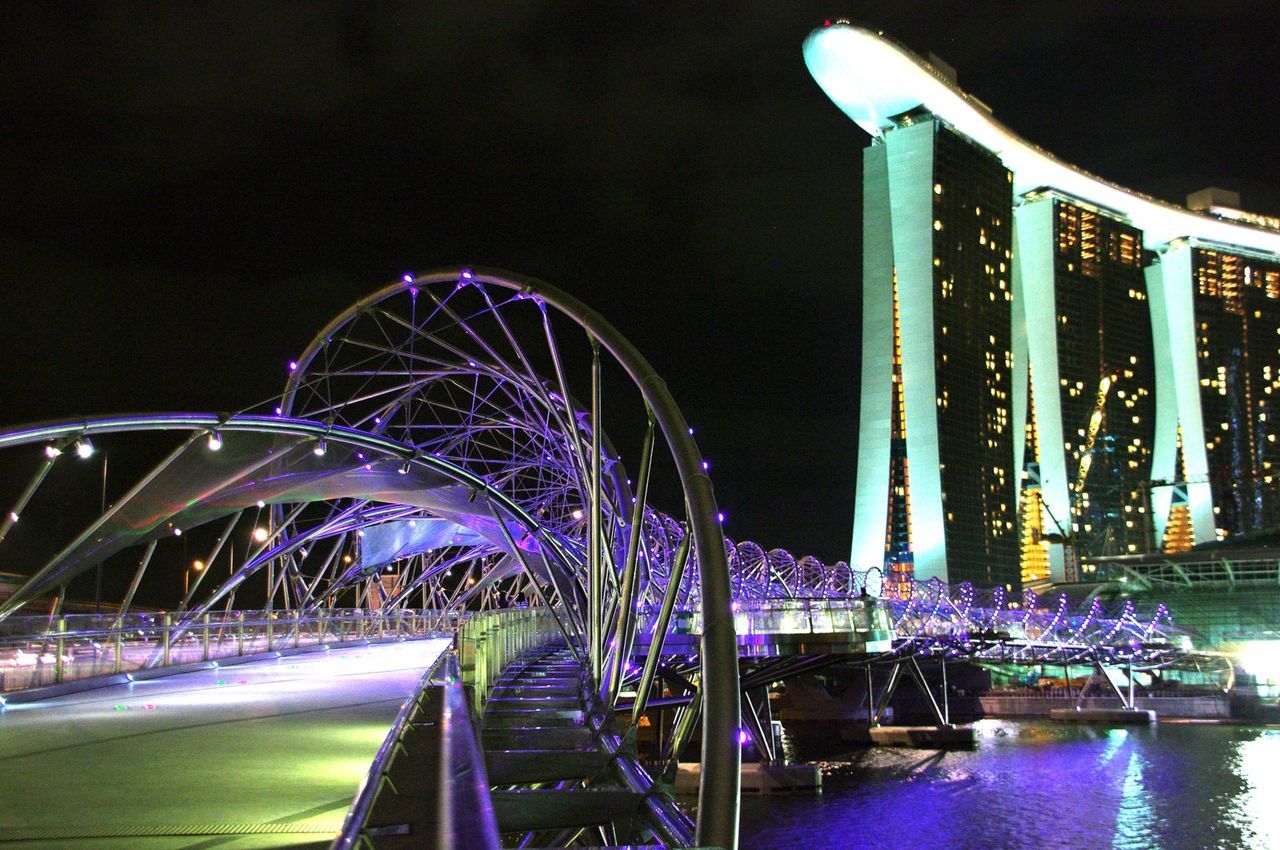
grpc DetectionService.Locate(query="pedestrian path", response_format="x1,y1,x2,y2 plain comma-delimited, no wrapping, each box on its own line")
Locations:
0,638,452,848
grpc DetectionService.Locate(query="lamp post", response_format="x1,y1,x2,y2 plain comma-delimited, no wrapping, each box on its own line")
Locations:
95,451,108,615
185,559,205,598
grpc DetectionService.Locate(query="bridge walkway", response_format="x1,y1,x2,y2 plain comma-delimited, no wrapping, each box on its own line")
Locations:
0,638,451,849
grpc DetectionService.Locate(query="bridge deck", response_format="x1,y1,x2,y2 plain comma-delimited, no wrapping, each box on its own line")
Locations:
0,638,451,849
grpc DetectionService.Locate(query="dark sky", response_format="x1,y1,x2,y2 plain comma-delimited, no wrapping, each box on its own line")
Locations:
2,2,1278,564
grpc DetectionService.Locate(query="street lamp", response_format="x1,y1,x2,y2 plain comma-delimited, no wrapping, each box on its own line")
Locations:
185,559,205,597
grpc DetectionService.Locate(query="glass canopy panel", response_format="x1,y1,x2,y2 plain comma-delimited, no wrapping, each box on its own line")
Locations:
357,518,490,574
8,431,534,608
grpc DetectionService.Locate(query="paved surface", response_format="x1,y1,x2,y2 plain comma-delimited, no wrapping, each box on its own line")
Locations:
0,638,451,848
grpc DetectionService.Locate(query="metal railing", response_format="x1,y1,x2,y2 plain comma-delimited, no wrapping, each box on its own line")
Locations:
332,650,500,850
0,608,465,694
335,608,561,850
437,653,502,850
333,648,454,850
456,607,558,711
639,598,894,638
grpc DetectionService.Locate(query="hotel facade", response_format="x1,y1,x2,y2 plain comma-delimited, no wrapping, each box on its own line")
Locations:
805,24,1280,588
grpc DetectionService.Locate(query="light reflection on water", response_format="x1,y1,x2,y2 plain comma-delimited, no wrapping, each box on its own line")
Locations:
740,720,1280,850
1227,730,1280,849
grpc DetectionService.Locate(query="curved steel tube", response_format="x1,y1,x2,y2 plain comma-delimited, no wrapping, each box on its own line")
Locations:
284,267,741,850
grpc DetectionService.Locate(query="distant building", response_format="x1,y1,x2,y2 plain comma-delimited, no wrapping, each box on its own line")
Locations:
1014,192,1154,581
805,23,1280,588
854,110,1018,590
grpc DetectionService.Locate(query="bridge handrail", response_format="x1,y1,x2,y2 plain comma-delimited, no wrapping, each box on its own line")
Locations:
0,608,466,696
332,646,457,850
437,652,501,850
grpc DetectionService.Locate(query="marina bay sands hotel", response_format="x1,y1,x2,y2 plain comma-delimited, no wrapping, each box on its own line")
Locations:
805,24,1280,591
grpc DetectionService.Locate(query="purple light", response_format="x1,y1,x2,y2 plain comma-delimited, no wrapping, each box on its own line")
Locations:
460,269,474,280
687,427,695,435
274,406,282,416
402,273,414,283
717,511,725,523
288,360,298,372
701,460,710,471
738,729,749,745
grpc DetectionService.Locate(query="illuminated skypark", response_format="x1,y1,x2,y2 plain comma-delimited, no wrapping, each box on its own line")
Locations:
804,23,1280,585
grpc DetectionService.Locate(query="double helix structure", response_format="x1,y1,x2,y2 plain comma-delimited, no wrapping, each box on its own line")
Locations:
0,267,1217,849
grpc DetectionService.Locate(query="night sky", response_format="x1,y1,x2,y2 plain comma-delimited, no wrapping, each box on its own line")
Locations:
2,2,1279,565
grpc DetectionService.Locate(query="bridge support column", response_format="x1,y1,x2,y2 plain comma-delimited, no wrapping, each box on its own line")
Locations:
740,687,780,765
904,656,950,728
1050,658,1156,724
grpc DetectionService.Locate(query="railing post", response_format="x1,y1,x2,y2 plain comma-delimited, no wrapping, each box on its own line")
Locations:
162,613,172,667
237,612,245,656
294,609,302,649
114,626,123,675
477,632,488,707
202,613,211,661
55,616,66,684
266,611,274,652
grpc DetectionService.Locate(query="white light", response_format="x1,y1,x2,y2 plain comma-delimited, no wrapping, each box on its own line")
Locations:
173,527,182,536
571,509,584,520
8,512,18,523
1237,641,1280,684
207,431,223,451
253,527,269,543
44,445,62,459
313,439,327,457
75,439,95,459
256,500,265,509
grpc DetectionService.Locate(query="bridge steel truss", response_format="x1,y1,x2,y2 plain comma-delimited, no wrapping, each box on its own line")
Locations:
0,267,741,850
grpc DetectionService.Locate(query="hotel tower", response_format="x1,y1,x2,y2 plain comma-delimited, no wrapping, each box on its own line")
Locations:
805,23,1280,589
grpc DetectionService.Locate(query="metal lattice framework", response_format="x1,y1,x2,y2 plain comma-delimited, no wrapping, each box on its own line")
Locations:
697,536,1214,673
0,267,745,848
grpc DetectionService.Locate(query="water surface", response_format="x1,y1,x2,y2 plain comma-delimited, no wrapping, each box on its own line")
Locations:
740,720,1280,850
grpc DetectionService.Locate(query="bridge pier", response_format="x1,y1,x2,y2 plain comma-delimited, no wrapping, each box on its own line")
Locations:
778,660,976,750
1050,658,1156,724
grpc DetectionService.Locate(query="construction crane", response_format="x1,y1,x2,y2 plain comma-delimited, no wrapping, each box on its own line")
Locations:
1073,374,1113,496
1041,373,1115,581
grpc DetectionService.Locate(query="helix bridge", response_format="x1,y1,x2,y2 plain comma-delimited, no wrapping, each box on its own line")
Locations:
0,267,1219,849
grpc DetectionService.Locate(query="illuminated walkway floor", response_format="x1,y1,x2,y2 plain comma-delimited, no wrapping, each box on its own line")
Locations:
0,637,451,849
